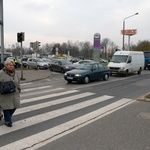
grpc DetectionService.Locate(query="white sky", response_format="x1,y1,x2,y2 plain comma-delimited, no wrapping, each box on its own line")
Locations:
2,0,150,48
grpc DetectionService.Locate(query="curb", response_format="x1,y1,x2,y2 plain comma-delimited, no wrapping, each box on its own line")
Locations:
20,73,52,83
137,93,150,102
20,72,52,84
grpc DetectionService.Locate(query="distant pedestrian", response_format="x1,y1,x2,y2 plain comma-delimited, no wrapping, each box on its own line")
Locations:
14,57,19,68
0,58,21,127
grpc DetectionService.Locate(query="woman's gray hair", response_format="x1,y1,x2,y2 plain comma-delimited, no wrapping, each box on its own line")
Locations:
4,58,15,66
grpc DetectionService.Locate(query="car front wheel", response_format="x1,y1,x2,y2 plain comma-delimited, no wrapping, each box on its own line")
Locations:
49,66,53,71
67,80,72,84
37,66,40,70
83,76,90,84
103,74,109,81
61,68,65,73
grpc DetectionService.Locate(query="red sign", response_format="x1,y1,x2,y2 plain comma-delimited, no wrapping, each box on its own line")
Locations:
121,29,137,35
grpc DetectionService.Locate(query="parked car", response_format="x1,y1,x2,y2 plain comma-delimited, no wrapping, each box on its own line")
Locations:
49,59,76,73
41,58,52,66
70,57,80,63
99,58,108,63
21,57,29,68
26,58,48,69
73,59,95,67
64,62,110,84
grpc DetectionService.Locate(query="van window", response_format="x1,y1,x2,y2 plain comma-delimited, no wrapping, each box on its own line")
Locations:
127,56,132,63
110,55,128,63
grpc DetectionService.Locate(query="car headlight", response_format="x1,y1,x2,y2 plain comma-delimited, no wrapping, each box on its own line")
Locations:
75,74,81,77
64,66,69,69
64,73,67,76
120,67,125,70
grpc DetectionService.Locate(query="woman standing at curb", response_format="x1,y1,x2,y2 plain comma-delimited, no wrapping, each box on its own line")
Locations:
0,58,21,127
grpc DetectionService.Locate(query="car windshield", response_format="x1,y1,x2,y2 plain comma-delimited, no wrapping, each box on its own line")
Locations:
76,64,92,70
37,59,44,62
110,55,128,63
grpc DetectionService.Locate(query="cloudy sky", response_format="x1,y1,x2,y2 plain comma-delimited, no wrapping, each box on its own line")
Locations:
2,0,150,48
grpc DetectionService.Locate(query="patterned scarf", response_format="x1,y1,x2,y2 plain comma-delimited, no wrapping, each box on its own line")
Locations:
3,67,15,77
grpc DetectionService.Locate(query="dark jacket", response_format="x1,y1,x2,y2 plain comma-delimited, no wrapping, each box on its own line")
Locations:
0,62,4,70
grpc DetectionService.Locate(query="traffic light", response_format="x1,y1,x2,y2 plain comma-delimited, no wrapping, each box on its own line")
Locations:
36,41,41,49
30,42,34,48
38,42,41,47
17,32,25,42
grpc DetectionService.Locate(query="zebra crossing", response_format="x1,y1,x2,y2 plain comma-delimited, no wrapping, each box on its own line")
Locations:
0,84,136,150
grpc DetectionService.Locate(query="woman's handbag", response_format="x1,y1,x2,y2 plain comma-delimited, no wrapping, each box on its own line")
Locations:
0,81,16,95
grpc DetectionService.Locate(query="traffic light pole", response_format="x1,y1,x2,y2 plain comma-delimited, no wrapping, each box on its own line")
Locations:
17,32,25,80
20,41,24,80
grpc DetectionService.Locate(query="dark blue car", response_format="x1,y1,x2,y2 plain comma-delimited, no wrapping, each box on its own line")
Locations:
64,62,110,84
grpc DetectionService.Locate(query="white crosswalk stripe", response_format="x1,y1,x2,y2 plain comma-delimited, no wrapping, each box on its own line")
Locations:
0,85,136,150
21,85,52,92
20,87,65,97
17,92,95,115
21,89,79,104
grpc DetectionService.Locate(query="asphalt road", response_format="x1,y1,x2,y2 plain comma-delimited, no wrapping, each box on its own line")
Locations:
37,70,150,150
1,70,150,150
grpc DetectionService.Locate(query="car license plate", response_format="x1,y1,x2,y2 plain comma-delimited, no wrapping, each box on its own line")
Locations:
67,76,73,79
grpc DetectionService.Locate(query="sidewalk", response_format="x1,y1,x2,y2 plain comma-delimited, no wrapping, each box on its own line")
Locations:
16,69,51,83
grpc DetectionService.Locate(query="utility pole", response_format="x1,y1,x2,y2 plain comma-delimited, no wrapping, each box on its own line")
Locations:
0,0,4,63
122,13,138,50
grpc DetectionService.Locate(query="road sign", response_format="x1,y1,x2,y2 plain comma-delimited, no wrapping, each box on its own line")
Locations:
121,29,137,35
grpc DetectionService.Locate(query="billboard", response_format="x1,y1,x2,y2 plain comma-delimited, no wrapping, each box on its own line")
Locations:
121,29,137,35
93,33,101,61
93,33,101,48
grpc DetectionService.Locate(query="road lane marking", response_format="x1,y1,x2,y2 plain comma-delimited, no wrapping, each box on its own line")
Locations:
20,88,65,97
21,85,52,92
0,98,135,150
21,89,79,103
0,95,112,136
17,92,95,115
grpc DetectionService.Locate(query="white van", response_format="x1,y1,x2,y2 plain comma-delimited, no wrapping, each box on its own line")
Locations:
108,51,144,76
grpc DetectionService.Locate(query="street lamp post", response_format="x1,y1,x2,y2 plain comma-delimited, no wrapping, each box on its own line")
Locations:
122,13,138,50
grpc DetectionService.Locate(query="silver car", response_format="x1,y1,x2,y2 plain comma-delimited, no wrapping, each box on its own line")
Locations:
26,58,48,69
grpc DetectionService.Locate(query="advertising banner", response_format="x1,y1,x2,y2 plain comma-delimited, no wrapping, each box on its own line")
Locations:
93,33,101,61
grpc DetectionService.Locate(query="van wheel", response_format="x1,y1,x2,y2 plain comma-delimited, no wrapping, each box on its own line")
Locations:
124,70,129,77
138,68,142,74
